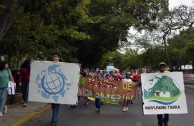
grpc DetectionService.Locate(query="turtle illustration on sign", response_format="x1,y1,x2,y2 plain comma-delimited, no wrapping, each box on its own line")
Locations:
143,74,182,105
36,64,69,102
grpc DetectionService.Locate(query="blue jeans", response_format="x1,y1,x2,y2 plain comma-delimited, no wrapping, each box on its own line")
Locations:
22,82,29,103
157,114,169,125
95,97,101,110
51,103,60,125
0,88,8,112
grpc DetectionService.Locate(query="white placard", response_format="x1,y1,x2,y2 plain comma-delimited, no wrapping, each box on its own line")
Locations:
29,61,80,104
141,72,188,115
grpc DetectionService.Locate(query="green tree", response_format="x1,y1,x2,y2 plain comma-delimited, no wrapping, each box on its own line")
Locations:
121,49,140,69
0,0,170,68
139,46,166,70
1,0,91,64
76,0,169,67
98,51,123,69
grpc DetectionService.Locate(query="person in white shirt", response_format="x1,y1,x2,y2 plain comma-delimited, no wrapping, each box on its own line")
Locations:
50,53,61,126
122,72,132,112
157,62,169,126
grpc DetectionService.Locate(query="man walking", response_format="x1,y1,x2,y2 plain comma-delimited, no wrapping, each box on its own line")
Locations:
50,53,61,126
157,62,169,126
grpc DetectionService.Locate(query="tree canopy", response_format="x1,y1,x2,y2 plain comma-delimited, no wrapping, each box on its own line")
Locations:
2,0,194,72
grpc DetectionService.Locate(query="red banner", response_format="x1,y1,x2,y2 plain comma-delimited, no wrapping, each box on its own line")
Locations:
78,77,138,101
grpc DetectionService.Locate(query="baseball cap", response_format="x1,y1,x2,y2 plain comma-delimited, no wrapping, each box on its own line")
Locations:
159,62,166,67
125,72,131,75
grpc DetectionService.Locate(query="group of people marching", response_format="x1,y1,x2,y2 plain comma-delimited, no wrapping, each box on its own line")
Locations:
79,68,142,113
78,62,169,126
0,54,169,126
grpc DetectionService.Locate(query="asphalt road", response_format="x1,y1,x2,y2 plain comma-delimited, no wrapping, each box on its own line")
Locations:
25,88,194,126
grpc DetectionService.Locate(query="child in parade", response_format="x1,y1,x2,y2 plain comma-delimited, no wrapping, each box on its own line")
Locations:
130,69,139,82
130,69,139,103
94,72,103,113
95,93,101,113
122,72,132,112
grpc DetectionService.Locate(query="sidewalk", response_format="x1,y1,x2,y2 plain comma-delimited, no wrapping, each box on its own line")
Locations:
0,101,50,126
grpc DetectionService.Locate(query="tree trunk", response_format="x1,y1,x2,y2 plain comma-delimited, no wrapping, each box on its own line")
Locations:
163,32,172,70
0,1,22,42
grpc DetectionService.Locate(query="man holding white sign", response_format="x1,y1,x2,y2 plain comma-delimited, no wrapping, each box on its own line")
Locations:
141,62,188,126
29,53,80,126
157,62,169,126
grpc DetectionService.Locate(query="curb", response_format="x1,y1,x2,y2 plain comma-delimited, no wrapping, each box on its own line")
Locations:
11,104,51,126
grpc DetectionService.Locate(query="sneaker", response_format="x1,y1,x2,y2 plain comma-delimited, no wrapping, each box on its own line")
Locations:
123,107,126,112
0,112,3,117
97,109,100,113
125,107,128,111
130,100,133,104
23,103,27,107
164,122,168,126
50,123,56,126
3,106,7,114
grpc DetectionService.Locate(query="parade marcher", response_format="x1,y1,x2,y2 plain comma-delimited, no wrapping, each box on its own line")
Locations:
80,69,87,77
95,93,101,113
157,62,169,126
80,69,89,106
122,72,132,112
0,61,14,117
130,69,138,82
136,70,141,95
128,70,137,104
94,72,102,113
19,60,31,107
50,53,61,126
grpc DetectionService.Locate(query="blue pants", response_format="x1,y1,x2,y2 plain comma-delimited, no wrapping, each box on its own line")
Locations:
22,82,29,103
95,98,101,110
0,88,7,111
51,103,60,125
157,114,169,125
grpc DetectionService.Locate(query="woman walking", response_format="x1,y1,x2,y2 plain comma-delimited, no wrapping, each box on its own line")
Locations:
0,61,14,117
19,60,31,107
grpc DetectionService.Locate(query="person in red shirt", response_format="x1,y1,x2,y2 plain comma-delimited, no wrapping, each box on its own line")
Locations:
19,60,31,107
137,71,141,86
130,69,138,82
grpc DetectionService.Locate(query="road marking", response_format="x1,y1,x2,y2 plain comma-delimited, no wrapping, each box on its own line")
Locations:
11,104,51,126
136,122,143,126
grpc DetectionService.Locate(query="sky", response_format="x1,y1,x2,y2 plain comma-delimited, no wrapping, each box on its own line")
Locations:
169,0,193,9
119,0,194,53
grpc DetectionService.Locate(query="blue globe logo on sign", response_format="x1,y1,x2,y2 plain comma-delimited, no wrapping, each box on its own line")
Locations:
36,64,68,102
41,73,65,95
